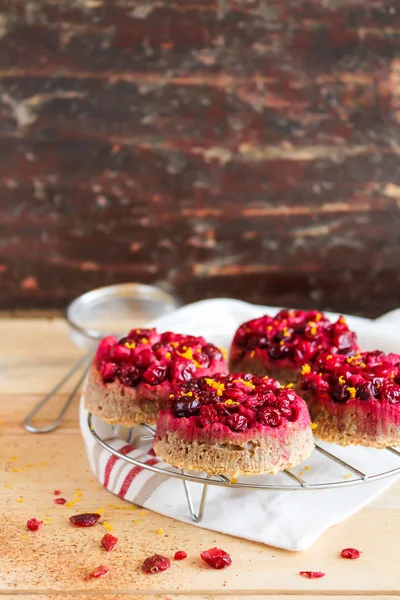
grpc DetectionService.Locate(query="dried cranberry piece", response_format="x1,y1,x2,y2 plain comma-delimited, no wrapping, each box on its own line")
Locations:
53,490,61,495
85,565,109,580
268,345,290,360
118,365,141,387
331,383,350,403
199,405,218,426
69,513,101,527
203,344,223,361
216,401,238,416
200,547,232,569
341,547,361,559
226,413,248,432
299,571,325,578
142,554,171,574
174,397,201,418
258,406,282,427
135,348,153,369
27,518,43,531
174,550,187,560
100,362,117,383
143,364,167,385
334,330,356,353
111,344,131,363
101,533,118,552
54,497,67,505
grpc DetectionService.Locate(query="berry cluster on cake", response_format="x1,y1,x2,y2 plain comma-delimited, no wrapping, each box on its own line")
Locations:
153,374,314,476
85,328,227,425
229,309,358,385
300,350,400,448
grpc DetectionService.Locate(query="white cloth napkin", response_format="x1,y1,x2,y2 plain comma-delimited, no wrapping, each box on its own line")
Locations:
80,298,400,551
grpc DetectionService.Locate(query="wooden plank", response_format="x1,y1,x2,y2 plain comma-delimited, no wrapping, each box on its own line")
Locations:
1,1,400,315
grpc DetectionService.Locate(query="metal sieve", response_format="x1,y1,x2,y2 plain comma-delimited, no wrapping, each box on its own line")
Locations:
24,283,180,433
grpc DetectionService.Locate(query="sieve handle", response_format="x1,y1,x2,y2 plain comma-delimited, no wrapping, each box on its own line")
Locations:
24,350,95,433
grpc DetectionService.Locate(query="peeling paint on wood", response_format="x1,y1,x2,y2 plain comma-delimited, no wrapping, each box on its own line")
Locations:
0,0,400,317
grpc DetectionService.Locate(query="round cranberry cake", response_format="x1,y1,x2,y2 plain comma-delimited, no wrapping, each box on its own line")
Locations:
153,373,314,476
301,350,400,447
85,328,227,425
229,309,359,386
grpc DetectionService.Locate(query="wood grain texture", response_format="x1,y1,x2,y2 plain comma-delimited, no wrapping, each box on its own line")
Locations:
0,1,400,316
1,316,400,598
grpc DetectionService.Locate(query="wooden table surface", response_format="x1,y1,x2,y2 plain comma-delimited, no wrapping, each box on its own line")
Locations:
1,317,399,599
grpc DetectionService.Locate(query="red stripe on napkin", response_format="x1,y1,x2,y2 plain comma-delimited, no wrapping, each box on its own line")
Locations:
103,444,135,487
118,458,158,497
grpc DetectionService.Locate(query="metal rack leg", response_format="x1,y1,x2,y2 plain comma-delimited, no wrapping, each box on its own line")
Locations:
181,470,209,523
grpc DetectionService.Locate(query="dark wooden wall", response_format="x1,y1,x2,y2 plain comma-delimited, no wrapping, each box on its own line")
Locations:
1,0,400,316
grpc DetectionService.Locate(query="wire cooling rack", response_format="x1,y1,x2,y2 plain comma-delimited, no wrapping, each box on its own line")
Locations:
87,413,400,523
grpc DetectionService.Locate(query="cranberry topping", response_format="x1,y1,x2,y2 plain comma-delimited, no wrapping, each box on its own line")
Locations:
302,351,400,405
101,533,118,552
54,497,67,505
341,547,361,559
231,310,358,368
69,513,101,527
95,332,226,388
169,374,304,432
85,565,109,580
27,518,43,531
174,550,187,560
200,547,232,569
141,554,171,574
299,571,325,578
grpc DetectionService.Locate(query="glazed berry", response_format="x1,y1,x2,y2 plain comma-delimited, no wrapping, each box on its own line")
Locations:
143,364,167,385
135,348,153,369
199,405,218,426
200,547,232,569
258,406,282,428
110,345,131,363
203,344,223,361
174,397,201,418
118,365,141,387
331,383,350,403
226,413,248,431
141,554,171,574
100,362,117,383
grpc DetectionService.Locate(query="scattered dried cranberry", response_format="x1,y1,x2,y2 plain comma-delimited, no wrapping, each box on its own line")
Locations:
101,533,118,552
200,547,232,569
174,550,187,560
53,490,61,495
141,554,171,574
85,565,109,581
341,547,361,559
69,513,101,527
299,571,325,579
27,518,43,531
54,497,67,505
